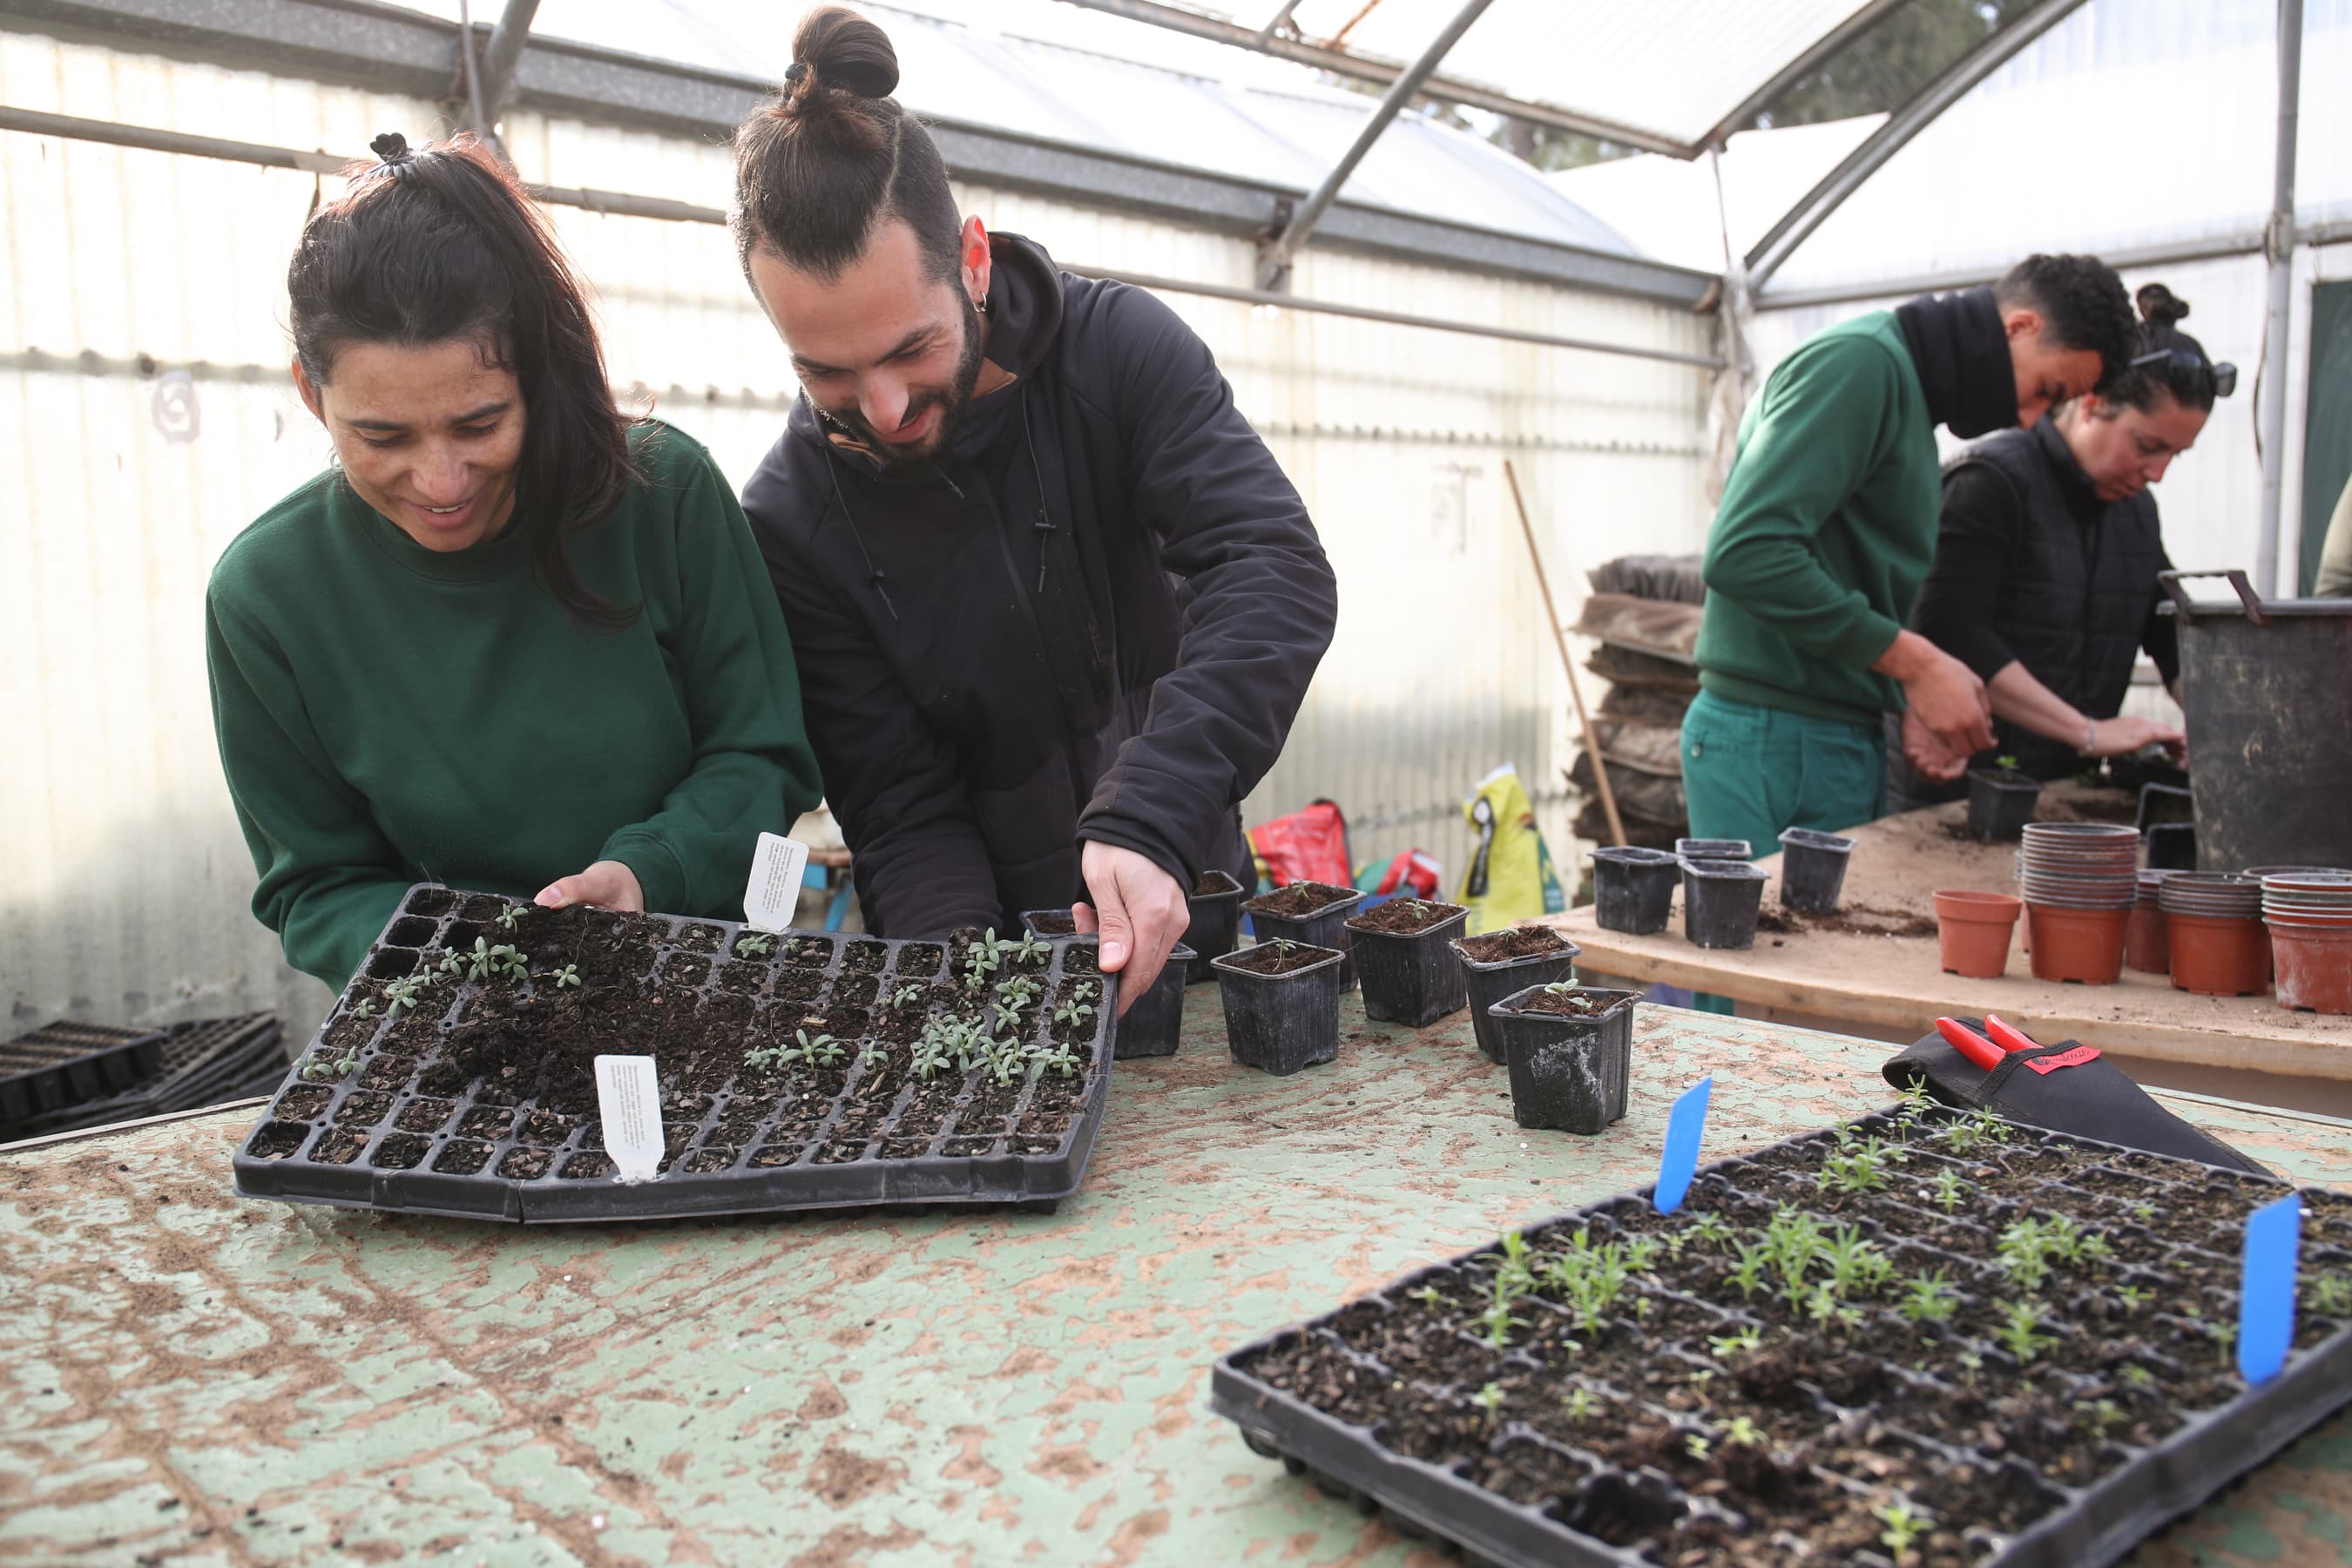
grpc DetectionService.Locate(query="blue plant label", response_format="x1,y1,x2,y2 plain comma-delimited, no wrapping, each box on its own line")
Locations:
2239,1193,2301,1385
1652,1076,1713,1215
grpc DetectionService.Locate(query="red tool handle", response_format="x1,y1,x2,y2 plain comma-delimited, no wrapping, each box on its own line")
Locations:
1983,1015,2039,1054
1935,1017,2007,1072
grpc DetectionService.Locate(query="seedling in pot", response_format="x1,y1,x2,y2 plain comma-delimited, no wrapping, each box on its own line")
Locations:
299,1047,361,1083
348,997,380,1023
1930,1168,1965,1213
1722,1416,1767,1450
2311,1273,2352,1316
1898,1271,1960,1332
1683,1433,1711,1462
2115,1283,2151,1313
963,929,1004,990
1873,1502,1930,1565
983,1034,1029,1086
910,1025,956,1082
1475,1299,1525,1349
1053,996,1097,1029
736,932,775,958
1012,931,1051,968
889,983,924,1010
550,963,582,990
1818,1136,1894,1195
495,902,522,931
1031,1040,1082,1078
1470,1382,1505,1421
1563,1387,1598,1421
382,976,429,1017
1993,1300,2053,1363
1708,1326,1763,1358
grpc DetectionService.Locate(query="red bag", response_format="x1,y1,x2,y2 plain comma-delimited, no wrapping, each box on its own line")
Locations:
1375,849,1443,900
1247,800,1353,891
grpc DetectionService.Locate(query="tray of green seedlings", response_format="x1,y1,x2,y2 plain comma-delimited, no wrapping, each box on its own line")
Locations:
234,886,1119,1220
1213,1092,2352,1567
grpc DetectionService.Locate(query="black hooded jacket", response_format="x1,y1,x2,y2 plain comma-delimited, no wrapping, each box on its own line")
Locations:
740,234,1337,937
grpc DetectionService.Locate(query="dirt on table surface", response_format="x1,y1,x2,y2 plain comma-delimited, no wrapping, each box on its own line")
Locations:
1347,899,1464,936
1246,882,1359,917
1456,926,1574,963
1757,902,1938,940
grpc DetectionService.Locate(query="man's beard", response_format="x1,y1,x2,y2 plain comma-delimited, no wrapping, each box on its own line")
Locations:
824,290,987,464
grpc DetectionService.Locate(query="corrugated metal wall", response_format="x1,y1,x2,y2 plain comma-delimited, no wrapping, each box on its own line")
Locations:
0,29,1711,1041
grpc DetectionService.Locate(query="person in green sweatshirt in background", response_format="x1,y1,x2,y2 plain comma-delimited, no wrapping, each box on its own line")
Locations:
206,132,823,990
1685,254,2139,856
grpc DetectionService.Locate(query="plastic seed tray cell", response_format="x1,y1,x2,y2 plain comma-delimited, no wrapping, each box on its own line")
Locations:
233,887,1118,1221
0,1022,166,1127
1213,1110,2352,1568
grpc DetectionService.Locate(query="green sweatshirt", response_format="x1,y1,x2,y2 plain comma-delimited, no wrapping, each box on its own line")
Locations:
1695,311,1941,727
206,422,824,990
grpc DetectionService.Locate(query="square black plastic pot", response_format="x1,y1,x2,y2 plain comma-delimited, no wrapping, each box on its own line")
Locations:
1117,943,1193,1058
1967,767,2042,840
1488,984,1638,1134
1186,870,1246,983
1681,862,1766,950
2137,781,2194,829
1021,908,1080,936
1212,943,1344,1076
1776,827,1857,914
1450,937,1581,1064
1591,847,1681,935
1244,884,1366,991
1674,837,1750,862
2145,822,2199,871
1346,903,1470,1028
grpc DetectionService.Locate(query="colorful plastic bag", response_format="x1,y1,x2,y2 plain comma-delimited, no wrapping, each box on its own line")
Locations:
1247,800,1352,892
1458,765,1565,935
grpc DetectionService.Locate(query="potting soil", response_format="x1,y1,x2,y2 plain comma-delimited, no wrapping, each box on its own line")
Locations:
1348,899,1468,936
1214,1105,2352,1567
1455,927,1574,963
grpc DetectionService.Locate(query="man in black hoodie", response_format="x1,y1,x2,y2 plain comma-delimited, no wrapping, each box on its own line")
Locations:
729,6,1336,1006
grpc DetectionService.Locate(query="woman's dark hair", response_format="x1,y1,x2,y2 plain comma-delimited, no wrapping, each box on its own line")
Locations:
731,5,962,286
2099,282,2220,415
1993,253,2139,389
288,132,637,629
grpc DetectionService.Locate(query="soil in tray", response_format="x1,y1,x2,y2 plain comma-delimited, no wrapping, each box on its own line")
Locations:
1224,943,1333,977
1247,881,1355,916
1227,1107,2345,1568
1028,911,1079,934
1347,898,1463,935
1454,925,1573,962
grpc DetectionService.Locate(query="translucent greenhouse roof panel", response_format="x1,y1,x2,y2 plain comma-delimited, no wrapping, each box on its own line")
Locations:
1181,0,1890,151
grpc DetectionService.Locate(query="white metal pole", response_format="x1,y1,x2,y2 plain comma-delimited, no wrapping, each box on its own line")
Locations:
2255,0,2304,597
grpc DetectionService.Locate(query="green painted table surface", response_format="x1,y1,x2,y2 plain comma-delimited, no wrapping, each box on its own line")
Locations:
8,996,2352,1566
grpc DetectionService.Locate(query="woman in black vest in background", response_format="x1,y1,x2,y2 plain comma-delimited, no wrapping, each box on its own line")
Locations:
1889,284,2227,809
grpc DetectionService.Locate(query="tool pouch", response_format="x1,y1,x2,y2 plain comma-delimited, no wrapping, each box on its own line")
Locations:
1883,1018,2268,1174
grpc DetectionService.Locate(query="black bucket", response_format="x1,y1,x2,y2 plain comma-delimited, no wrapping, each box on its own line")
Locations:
1244,884,1365,990
2162,570,2352,872
1186,870,1246,983
1682,861,1766,950
1776,828,1857,915
1451,934,1581,1064
1966,767,2042,841
1212,943,1345,1076
1117,943,1193,1058
1592,847,1680,935
1347,902,1470,1028
1489,985,1639,1134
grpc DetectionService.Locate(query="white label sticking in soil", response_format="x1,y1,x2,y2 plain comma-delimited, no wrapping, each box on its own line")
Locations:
593,1055,663,1184
743,832,809,931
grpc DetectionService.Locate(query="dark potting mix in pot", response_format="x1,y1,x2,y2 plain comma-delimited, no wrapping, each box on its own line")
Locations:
1967,763,2043,841
1215,1095,2352,1568
236,887,1121,1220
1347,897,1470,1028
1451,926,1580,1064
1246,881,1366,990
1487,983,1638,1136
1213,939,1346,1076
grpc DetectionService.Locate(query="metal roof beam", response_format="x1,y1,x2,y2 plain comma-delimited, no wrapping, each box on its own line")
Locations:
1256,0,1493,292
1741,0,2092,291
1696,0,1909,152
1050,0,1690,155
476,0,539,125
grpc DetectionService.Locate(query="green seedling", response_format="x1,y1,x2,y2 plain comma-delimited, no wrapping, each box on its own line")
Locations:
781,1029,844,1070
2119,1363,2157,1391
1873,1501,1929,1563
1723,1416,1766,1449
1470,1381,1505,1418
551,963,581,990
1564,1388,1598,1421
1892,1078,1936,1132
1475,1299,1525,1349
1930,1168,1965,1213
1053,997,1097,1028
885,984,922,1010
1494,1230,1537,1298
1411,1285,1446,1309
736,932,775,958
1683,1434,1711,1462
2208,1320,2239,1358
963,930,1004,989
2073,1398,2126,1436
1818,1135,1893,1196
298,1049,360,1083
1897,1270,1960,1331
1623,1235,1662,1274
1686,1212,1734,1252
1728,1240,1769,1301
2313,1274,2352,1316
983,1034,1029,1085
382,976,428,1016
1993,1301,2052,1364
348,997,380,1021
909,1028,956,1082
2129,1200,2157,1224
1707,1327,1763,1359
1013,931,1051,966
1031,1040,1082,1078
495,903,521,931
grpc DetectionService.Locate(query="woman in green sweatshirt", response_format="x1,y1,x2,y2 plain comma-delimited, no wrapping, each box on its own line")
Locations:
207,132,823,990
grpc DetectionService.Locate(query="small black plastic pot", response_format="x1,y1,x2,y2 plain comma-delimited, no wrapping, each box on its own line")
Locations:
1346,902,1470,1028
1021,908,1079,936
1117,943,1194,1058
1212,943,1345,1076
2145,822,2199,871
1592,847,1681,935
1676,837,1751,863
2136,782,2194,830
1776,828,1857,915
1244,883,1366,990
1682,861,1767,950
1966,767,2042,841
1186,870,1246,983
1451,934,1582,1064
1489,984,1639,1134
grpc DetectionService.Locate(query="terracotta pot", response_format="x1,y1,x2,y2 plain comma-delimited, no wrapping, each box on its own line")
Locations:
2025,903,2128,985
1933,890,2020,979
2166,912,2270,997
2124,902,2171,976
2273,924,2352,1014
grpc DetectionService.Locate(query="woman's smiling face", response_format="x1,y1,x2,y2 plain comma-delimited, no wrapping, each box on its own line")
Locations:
295,336,525,551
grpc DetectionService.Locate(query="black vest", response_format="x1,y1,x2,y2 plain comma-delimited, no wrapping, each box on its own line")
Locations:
1953,419,2167,780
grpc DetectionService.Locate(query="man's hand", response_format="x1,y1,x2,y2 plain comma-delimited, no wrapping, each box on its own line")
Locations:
1876,630,1995,759
1900,706,1971,781
1071,842,1189,1016
2087,715,2187,760
535,859,645,913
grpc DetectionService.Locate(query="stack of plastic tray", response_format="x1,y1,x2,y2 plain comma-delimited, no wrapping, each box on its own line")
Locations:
0,1014,286,1143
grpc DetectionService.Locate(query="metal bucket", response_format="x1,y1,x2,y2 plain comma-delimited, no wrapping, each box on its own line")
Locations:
2159,570,2352,874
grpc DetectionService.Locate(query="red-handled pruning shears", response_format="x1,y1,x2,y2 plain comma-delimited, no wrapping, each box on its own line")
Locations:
1934,1017,2008,1071
1936,1014,2101,1075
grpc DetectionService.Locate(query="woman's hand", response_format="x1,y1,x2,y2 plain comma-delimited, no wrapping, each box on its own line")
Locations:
2088,715,2186,761
536,860,645,912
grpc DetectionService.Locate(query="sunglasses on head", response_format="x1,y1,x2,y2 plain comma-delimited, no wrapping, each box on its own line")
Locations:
2129,346,2236,399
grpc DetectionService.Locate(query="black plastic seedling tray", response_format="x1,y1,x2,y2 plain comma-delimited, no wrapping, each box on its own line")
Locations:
0,1021,166,1130
1213,1107,2352,1568
1,1013,286,1142
234,887,1119,1222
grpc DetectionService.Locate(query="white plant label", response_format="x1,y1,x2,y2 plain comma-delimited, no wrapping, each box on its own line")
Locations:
743,832,809,932
593,1055,663,1184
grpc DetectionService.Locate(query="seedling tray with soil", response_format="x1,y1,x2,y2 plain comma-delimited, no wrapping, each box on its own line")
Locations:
1213,1098,2352,1567
233,886,1119,1222
0,1021,166,1130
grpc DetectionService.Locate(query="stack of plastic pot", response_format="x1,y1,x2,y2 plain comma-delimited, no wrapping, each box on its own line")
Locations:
2158,874,2268,997
2125,869,2173,976
2261,872,2352,1014
2014,822,2139,983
